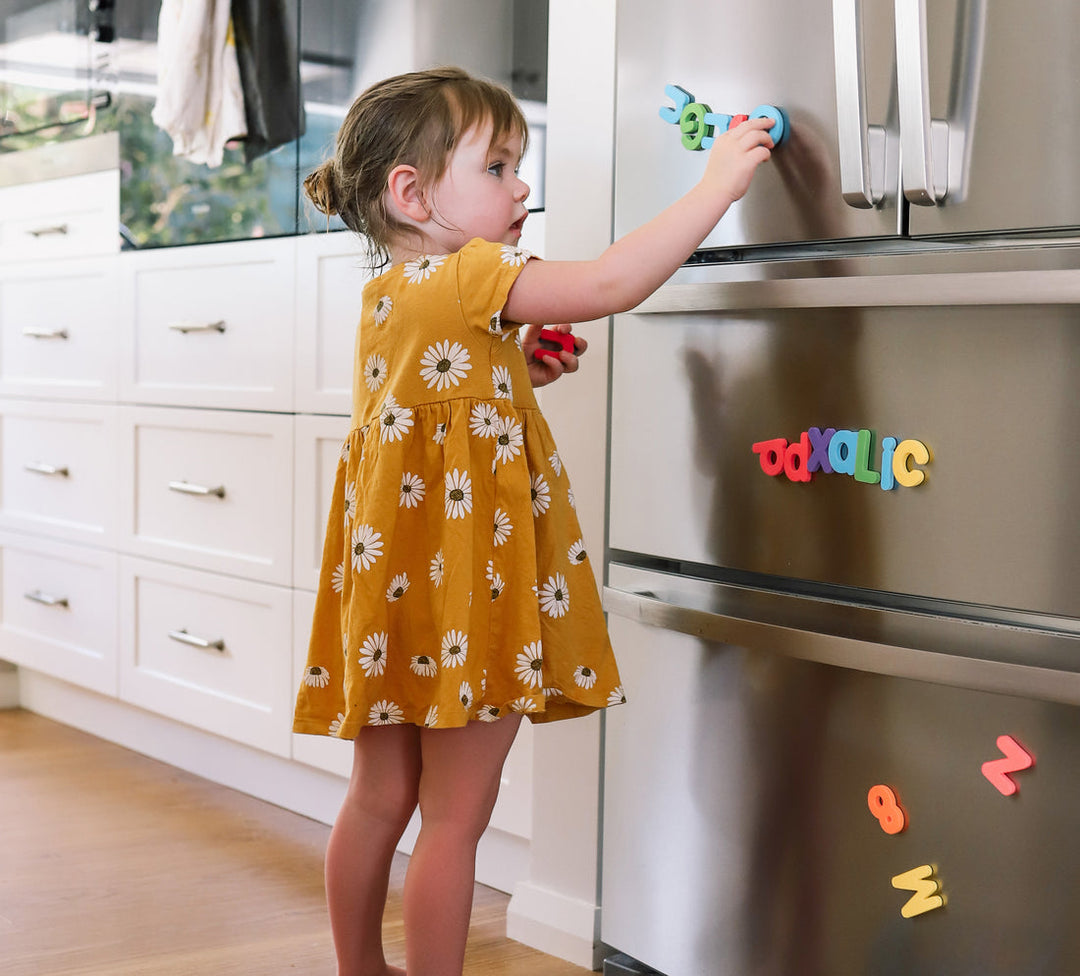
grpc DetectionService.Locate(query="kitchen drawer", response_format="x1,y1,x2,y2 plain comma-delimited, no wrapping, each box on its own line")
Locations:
293,413,351,592
0,257,119,400
120,407,293,585
121,237,295,411
0,400,119,546
0,532,118,696
294,232,369,415
0,169,120,263
119,556,293,757
290,587,352,776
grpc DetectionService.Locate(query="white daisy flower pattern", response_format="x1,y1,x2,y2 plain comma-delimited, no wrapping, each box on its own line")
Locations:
331,561,345,593
549,451,562,477
385,573,409,602
488,311,503,335
568,539,588,565
329,712,346,735
433,422,447,445
424,705,439,728
342,480,356,528
429,550,444,587
458,682,474,712
509,697,538,714
444,468,473,519
340,439,351,462
369,700,404,725
373,295,393,324
359,632,388,677
568,487,577,510
420,339,472,391
530,474,551,516
411,654,438,678
441,630,469,669
500,244,532,267
364,354,387,392
478,704,502,722
399,472,425,509
350,524,383,572
539,573,570,618
380,394,414,443
469,402,499,438
303,665,330,688
493,416,523,465
608,686,627,706
490,572,505,600
515,641,544,688
574,664,597,689
404,253,445,283
493,508,513,547
492,365,513,399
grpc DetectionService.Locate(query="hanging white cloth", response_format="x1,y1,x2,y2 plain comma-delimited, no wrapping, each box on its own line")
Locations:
151,0,248,168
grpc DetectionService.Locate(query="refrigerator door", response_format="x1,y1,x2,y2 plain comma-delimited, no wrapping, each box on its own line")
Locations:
615,0,902,249
902,0,1080,235
600,568,1080,976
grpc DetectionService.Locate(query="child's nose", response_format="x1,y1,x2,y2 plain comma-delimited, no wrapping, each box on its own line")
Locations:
515,176,530,202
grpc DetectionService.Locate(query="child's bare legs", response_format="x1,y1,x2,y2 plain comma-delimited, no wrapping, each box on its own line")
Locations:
403,714,524,976
326,725,422,976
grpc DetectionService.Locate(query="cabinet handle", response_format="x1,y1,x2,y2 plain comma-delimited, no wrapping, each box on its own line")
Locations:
24,462,70,477
24,590,70,608
168,480,226,499
168,629,226,652
27,224,69,238
22,327,69,340
168,320,226,334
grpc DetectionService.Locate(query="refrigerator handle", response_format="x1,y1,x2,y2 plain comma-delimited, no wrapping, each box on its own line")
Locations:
895,0,985,205
832,0,887,208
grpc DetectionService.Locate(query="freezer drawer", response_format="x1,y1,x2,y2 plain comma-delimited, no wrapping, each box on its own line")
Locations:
600,574,1080,976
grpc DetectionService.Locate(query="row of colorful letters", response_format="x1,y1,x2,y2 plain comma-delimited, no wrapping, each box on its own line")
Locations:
752,428,931,489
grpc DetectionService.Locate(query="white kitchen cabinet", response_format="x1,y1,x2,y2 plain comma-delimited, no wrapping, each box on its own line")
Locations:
293,412,351,592
0,399,119,547
118,406,294,586
0,256,119,401
120,237,295,412
0,531,118,696
118,556,294,757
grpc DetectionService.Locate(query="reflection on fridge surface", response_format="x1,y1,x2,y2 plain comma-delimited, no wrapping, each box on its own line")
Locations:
601,1,1080,974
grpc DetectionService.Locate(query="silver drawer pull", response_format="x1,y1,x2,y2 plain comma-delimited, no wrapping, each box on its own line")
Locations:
168,320,226,334
168,629,225,652
24,462,70,477
168,480,226,499
27,224,69,238
24,590,69,608
22,327,70,340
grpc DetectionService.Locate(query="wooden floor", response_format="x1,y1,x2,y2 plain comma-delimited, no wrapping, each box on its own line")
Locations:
1,708,592,976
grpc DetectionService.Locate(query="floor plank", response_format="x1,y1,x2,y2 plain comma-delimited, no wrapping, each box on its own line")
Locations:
0,709,591,976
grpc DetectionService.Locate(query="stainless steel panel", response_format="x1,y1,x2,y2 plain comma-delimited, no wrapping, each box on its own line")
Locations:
615,0,901,249
608,269,1080,620
907,0,1080,235
601,608,1080,976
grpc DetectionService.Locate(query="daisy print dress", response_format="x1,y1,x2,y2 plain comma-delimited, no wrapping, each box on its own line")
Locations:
293,238,624,736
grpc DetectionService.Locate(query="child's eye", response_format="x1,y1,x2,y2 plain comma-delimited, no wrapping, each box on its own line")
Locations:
487,162,504,177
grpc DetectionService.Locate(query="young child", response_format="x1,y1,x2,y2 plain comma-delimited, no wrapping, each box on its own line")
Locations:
293,66,773,976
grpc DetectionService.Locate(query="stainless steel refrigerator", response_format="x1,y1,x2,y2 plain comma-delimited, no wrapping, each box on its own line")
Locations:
600,2,1080,974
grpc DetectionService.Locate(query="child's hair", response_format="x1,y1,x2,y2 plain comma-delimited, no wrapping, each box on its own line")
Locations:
305,66,528,269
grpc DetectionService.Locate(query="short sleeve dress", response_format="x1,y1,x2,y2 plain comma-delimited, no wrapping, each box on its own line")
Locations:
292,238,624,736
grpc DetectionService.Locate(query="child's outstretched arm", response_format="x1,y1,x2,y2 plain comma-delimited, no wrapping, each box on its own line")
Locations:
504,117,774,326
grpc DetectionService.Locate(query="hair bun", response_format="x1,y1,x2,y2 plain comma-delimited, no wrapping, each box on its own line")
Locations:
304,161,339,217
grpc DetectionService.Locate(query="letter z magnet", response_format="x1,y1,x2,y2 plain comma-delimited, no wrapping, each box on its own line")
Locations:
535,328,577,361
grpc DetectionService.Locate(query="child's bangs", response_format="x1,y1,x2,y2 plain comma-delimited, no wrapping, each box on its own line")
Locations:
449,81,529,161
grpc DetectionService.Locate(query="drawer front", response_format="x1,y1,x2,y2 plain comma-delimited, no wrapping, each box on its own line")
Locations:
0,171,119,262
0,401,119,545
0,258,118,399
119,557,293,756
294,233,369,415
0,532,118,696
122,238,295,411
293,413,351,592
121,407,293,585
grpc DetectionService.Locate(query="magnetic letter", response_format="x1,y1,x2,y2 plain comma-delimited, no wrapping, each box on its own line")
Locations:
828,429,858,476
981,734,1034,796
891,865,945,918
701,112,734,149
807,427,835,473
867,784,906,834
752,438,787,476
893,439,930,488
783,432,812,483
854,429,881,485
659,84,693,124
680,102,712,151
879,436,897,491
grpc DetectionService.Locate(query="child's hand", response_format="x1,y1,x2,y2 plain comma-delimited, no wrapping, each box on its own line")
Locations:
701,116,775,210
523,323,587,388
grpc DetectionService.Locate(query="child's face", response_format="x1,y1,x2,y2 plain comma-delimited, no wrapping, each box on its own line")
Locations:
424,119,530,252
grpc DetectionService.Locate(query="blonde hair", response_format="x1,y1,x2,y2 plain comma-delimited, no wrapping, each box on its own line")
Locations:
304,66,528,269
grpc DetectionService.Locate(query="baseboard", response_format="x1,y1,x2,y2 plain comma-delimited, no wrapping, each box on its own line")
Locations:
0,663,19,709
507,880,605,970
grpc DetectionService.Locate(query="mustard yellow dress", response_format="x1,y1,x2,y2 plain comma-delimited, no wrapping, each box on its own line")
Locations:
293,238,624,735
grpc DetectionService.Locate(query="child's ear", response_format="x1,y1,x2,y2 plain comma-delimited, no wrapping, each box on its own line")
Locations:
386,164,430,223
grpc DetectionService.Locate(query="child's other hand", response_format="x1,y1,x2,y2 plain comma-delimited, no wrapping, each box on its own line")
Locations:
523,322,587,388
702,116,775,209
